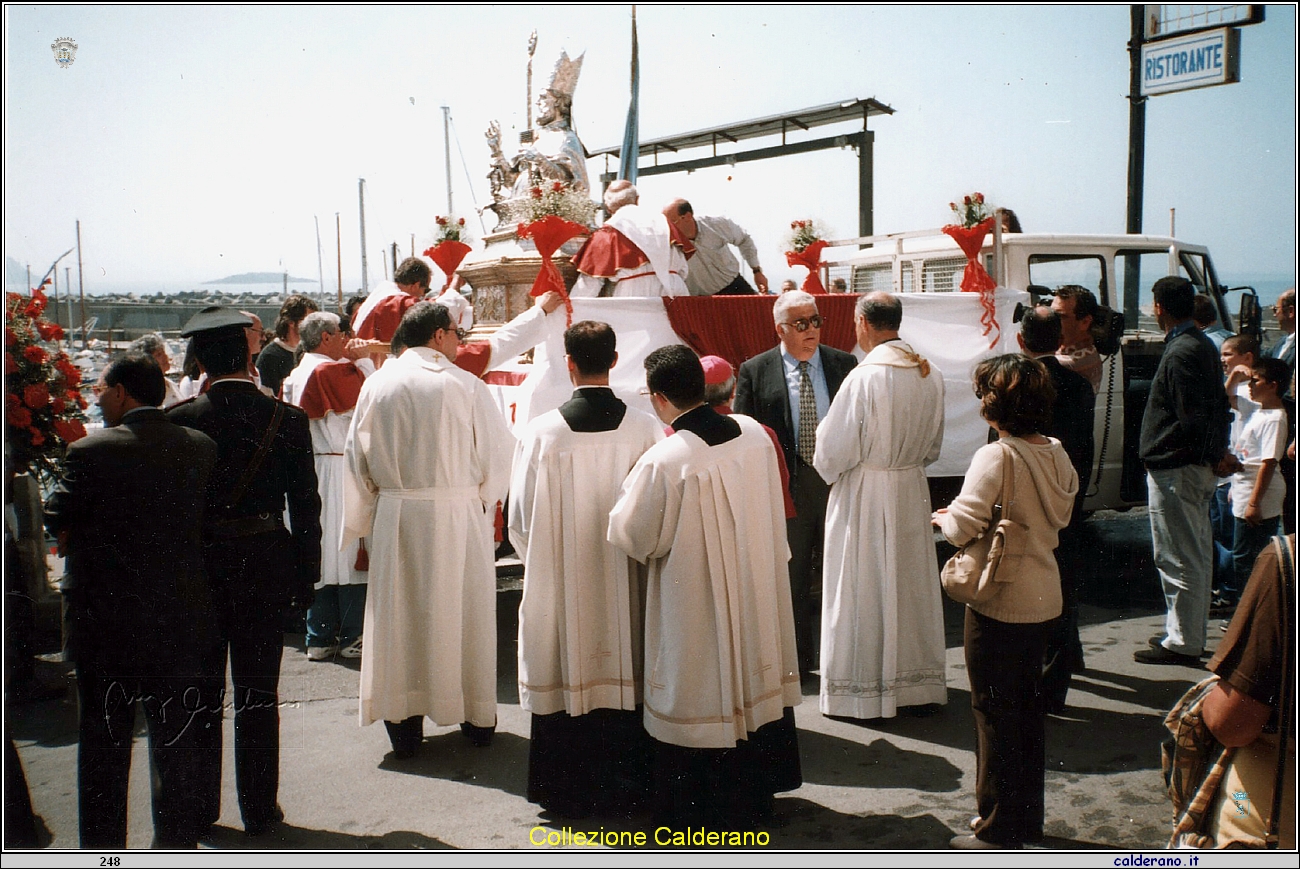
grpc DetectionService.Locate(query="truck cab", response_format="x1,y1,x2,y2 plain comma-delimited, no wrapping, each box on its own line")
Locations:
825,226,1247,511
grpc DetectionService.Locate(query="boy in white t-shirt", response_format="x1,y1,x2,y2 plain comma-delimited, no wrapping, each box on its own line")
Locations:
1211,335,1259,608
1227,356,1291,605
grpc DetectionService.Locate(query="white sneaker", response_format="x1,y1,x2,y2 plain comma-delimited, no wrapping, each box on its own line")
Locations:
307,645,339,662
340,638,363,659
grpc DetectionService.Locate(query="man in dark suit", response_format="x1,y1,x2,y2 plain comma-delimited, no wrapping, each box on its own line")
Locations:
45,352,219,848
168,306,321,837
1018,306,1095,712
734,290,858,677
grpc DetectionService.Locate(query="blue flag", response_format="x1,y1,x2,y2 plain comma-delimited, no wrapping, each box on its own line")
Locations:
618,8,639,183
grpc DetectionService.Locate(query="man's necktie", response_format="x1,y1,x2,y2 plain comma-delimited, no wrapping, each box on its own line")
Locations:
798,360,817,466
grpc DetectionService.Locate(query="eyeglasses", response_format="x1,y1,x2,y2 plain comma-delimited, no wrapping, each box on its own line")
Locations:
439,326,468,343
1248,376,1274,385
637,387,653,397
780,315,823,333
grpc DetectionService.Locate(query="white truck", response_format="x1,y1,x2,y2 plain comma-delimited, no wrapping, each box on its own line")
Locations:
821,222,1258,511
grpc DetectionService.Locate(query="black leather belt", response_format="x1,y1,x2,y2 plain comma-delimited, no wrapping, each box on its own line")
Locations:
206,512,284,540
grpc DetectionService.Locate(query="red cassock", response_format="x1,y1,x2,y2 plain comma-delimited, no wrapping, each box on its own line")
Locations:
571,221,695,278
298,360,366,420
355,294,419,343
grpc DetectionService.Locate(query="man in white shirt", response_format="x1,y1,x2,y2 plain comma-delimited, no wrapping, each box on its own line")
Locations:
814,292,947,719
343,302,514,758
663,199,768,295
282,312,369,662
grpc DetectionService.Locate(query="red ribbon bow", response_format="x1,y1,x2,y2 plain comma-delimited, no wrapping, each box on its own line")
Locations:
517,216,588,326
784,240,828,294
423,240,472,291
942,217,999,347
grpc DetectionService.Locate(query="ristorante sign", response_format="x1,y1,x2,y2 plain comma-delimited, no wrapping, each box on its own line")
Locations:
1141,27,1242,96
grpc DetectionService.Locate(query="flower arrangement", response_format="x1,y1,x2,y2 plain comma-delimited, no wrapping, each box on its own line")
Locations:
433,215,469,245
6,281,88,476
948,192,992,230
786,219,826,253
504,180,597,227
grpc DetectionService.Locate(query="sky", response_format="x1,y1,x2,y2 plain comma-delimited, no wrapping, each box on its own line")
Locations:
4,4,1296,295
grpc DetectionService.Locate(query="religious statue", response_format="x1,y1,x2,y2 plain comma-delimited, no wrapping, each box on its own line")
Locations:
486,47,591,229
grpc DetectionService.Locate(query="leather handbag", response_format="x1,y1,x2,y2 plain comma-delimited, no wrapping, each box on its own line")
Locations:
940,441,1029,605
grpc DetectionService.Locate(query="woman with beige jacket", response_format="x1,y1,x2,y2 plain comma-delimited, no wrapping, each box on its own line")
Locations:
934,354,1078,849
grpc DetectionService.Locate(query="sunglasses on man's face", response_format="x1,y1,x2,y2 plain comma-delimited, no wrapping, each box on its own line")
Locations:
781,315,823,333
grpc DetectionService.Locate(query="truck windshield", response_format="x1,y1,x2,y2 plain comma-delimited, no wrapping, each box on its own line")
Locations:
1117,249,1213,333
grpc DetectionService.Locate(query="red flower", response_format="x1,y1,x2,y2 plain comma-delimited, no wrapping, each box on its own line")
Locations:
963,195,972,206
51,396,66,414
974,192,984,204
23,383,50,409
551,181,564,193
4,327,16,347
77,394,88,410
36,321,63,341
23,345,47,365
458,217,465,225
8,406,32,428
53,418,86,443
24,290,47,318
436,216,447,226
5,355,17,375
531,186,543,199
55,356,81,385
6,392,18,410
28,427,45,447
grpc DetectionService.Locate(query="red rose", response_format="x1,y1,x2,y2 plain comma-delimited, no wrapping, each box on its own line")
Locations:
23,345,47,365
23,383,50,409
974,192,984,204
7,392,18,409
531,187,543,199
55,356,81,384
551,181,564,192
8,406,31,428
36,321,64,341
53,418,86,443
963,195,972,206
4,327,16,347
28,427,45,446
76,394,88,410
5,355,17,375
51,396,66,414
436,216,447,226
458,218,465,226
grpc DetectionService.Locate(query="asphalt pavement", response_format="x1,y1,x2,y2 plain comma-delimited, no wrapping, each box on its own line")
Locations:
3,509,1260,854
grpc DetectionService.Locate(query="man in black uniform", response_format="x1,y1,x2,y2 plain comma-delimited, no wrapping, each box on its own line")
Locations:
168,306,321,837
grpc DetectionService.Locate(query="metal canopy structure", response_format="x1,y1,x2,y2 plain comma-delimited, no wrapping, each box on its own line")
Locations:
592,97,894,237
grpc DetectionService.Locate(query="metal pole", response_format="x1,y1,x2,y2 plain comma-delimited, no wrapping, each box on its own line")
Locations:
525,31,538,133
65,267,73,344
76,220,87,350
336,213,343,313
1125,5,1146,235
358,178,370,292
315,215,326,307
442,105,453,215
858,129,875,239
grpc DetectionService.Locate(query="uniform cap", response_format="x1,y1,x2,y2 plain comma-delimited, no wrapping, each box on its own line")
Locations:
180,306,254,338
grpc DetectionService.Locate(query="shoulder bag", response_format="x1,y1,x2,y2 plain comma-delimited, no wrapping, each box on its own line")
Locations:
940,441,1029,606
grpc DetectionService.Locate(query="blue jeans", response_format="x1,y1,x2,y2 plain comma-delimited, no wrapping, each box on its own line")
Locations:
1230,515,1281,604
305,584,367,648
1147,465,1216,656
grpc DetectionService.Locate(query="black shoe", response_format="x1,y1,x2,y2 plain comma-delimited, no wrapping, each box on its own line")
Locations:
460,721,495,747
1149,634,1168,649
244,805,284,837
1134,646,1202,666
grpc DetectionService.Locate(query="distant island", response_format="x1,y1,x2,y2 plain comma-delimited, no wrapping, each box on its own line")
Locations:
204,272,316,285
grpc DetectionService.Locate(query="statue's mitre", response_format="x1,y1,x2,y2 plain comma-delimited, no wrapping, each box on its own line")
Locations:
547,51,584,99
